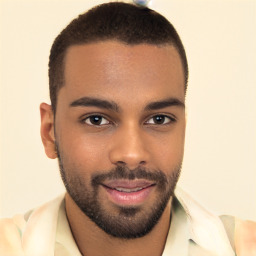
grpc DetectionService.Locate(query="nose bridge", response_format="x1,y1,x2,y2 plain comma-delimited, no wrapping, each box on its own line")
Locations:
109,121,149,168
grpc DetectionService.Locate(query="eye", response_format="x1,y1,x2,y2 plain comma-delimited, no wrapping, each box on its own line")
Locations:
83,115,110,126
146,115,175,125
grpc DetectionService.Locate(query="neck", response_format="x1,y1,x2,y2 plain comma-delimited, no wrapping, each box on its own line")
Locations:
65,193,172,256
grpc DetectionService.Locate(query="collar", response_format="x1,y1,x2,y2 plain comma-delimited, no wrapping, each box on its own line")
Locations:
23,187,235,256
162,196,190,256
55,194,190,256
55,199,82,256
175,187,235,256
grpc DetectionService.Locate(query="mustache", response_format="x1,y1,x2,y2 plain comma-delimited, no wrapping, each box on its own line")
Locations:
91,165,169,187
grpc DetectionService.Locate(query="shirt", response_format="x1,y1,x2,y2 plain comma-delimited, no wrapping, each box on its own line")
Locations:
1,187,234,256
54,193,235,256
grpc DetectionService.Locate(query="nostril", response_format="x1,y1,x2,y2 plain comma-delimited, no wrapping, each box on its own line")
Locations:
116,161,126,166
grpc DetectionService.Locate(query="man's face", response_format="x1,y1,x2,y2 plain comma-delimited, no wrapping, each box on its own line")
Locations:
53,41,186,238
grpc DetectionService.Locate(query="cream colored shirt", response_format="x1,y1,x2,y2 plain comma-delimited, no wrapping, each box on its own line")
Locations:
54,196,235,256
0,188,235,255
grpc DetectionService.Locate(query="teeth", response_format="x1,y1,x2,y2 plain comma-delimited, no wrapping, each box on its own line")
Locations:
115,187,143,193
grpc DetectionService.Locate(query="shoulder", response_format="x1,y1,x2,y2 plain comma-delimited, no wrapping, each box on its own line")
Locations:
235,218,256,256
219,215,256,255
0,194,65,256
0,214,26,255
175,188,256,256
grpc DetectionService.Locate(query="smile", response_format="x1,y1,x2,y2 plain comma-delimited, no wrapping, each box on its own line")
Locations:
101,180,156,206
114,187,144,193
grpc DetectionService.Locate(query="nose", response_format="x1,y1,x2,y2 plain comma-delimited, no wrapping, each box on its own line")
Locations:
108,123,150,169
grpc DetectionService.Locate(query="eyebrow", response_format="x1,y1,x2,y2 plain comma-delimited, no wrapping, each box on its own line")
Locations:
144,98,185,111
70,96,184,112
70,97,119,112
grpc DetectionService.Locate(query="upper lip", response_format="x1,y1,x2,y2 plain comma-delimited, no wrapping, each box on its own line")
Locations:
102,179,156,189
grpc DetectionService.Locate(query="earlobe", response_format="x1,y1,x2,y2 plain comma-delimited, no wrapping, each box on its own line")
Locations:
40,103,57,159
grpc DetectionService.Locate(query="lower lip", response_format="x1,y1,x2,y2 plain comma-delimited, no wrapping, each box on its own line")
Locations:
103,185,154,206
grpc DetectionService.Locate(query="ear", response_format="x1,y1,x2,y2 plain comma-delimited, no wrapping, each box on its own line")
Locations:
40,103,56,159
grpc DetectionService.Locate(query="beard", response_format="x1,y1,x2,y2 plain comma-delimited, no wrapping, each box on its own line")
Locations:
57,146,181,239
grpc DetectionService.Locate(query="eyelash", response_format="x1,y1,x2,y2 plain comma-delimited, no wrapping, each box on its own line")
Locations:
145,115,176,125
80,113,176,127
82,115,111,126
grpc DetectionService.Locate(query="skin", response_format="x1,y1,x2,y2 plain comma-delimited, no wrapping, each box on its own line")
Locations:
40,41,186,256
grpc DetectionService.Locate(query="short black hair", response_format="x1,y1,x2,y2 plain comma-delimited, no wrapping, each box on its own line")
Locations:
49,2,188,113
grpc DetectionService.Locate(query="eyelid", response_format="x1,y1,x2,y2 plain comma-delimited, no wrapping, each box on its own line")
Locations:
86,116,109,126
80,113,113,126
144,114,177,125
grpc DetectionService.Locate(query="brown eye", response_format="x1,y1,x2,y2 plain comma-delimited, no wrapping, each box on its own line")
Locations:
84,115,109,126
153,115,166,124
146,115,175,125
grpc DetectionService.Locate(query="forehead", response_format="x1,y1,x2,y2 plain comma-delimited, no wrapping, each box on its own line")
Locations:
60,41,185,106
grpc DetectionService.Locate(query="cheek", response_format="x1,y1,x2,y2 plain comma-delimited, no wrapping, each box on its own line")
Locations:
57,125,112,171
151,127,185,168
156,139,184,164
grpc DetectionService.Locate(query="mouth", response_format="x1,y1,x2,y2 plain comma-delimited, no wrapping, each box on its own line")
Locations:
101,180,156,206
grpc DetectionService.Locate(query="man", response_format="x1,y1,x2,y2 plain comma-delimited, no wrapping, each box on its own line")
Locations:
0,2,255,256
